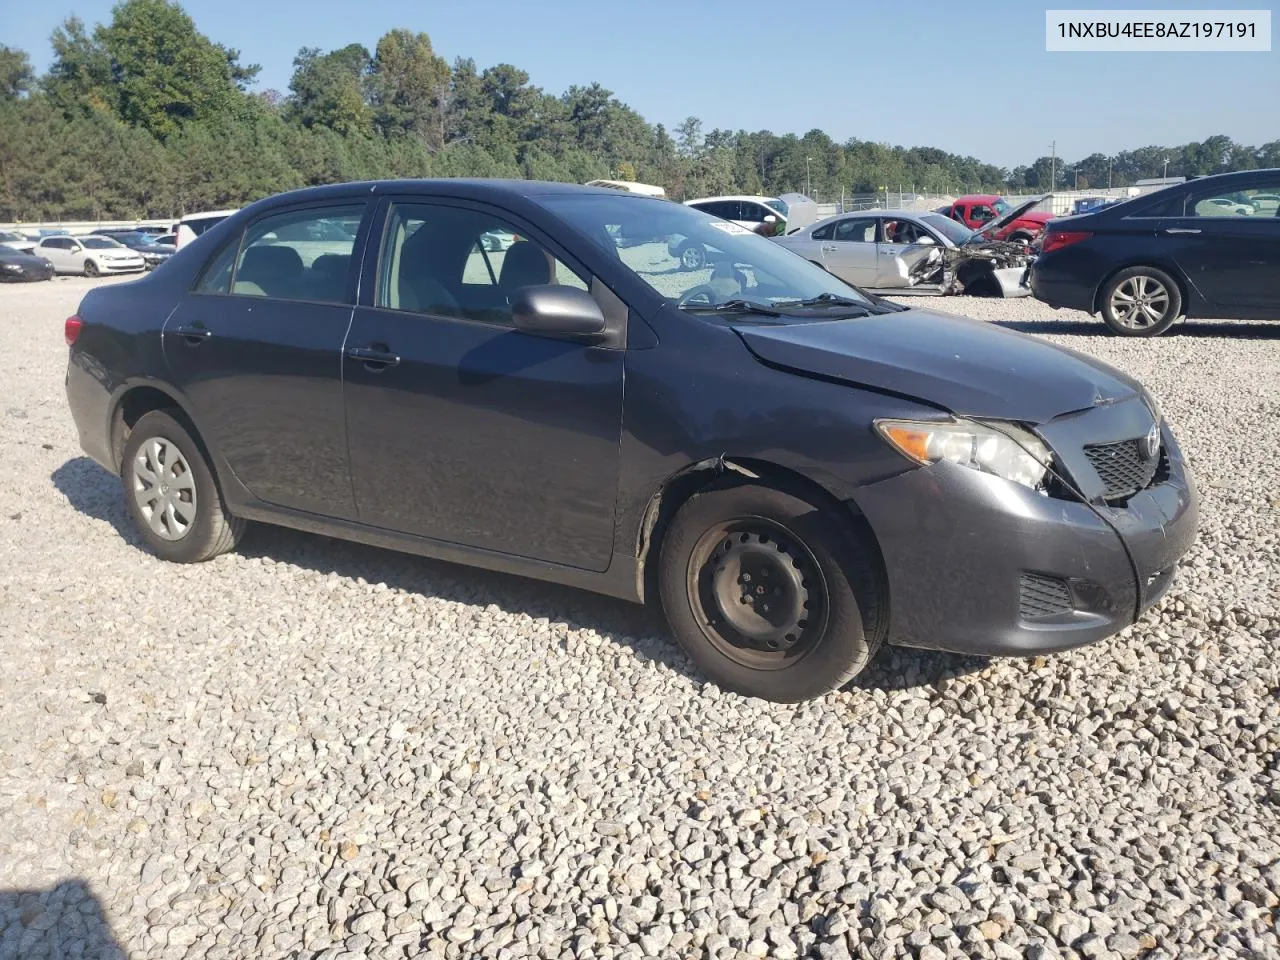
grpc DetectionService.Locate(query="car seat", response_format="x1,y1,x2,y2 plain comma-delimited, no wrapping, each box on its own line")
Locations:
498,242,553,299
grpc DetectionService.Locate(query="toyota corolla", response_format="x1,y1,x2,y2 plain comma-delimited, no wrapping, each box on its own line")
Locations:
64,180,1198,701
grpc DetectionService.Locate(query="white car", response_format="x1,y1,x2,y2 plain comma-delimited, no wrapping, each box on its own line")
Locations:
0,230,36,254
684,195,791,238
36,235,146,277
1194,196,1254,216
174,209,238,249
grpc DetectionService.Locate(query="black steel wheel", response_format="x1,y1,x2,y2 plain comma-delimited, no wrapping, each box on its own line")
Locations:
658,482,885,701
687,521,827,668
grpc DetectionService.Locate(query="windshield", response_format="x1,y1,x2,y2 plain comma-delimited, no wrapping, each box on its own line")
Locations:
765,199,789,217
0,231,23,242
920,213,973,245
540,195,876,314
81,237,122,249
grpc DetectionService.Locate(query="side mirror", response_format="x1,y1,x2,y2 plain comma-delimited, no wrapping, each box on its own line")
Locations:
916,235,937,245
763,215,778,224
511,285,607,339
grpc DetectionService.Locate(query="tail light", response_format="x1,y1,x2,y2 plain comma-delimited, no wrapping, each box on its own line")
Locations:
64,315,82,345
1040,230,1093,254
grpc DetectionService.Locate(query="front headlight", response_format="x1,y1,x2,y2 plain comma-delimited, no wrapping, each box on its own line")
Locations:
1,263,22,272
875,418,1052,491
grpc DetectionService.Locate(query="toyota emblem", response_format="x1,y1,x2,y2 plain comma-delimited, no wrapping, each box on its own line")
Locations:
1141,423,1161,460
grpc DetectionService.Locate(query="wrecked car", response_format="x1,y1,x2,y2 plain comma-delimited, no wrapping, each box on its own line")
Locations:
772,200,1045,297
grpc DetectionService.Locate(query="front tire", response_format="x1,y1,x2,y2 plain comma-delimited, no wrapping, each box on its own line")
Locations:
658,482,885,702
1099,266,1182,336
120,410,244,563
83,259,99,278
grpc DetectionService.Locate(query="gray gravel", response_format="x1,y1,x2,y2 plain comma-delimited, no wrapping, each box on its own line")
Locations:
1,277,1278,960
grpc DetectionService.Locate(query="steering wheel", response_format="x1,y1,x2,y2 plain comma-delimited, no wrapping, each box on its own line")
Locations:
678,284,720,308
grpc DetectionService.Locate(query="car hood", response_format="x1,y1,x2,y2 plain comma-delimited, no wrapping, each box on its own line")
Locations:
969,196,1049,242
735,306,1143,424
0,253,51,268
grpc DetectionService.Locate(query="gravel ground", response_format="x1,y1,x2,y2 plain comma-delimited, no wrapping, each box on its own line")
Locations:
1,277,1278,960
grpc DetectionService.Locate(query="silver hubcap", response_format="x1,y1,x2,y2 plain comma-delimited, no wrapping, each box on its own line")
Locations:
1110,275,1170,328
132,437,197,541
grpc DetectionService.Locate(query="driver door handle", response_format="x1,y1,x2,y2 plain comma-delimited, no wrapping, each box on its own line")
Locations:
172,324,211,345
821,244,837,252
345,344,401,368
1163,227,1201,235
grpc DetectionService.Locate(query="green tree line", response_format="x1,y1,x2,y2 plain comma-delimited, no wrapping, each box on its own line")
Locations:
1,0,1277,221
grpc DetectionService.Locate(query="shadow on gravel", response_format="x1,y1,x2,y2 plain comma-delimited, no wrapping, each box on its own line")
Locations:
52,455,991,695
51,457,139,545
994,318,1280,339
849,646,992,693
0,880,126,959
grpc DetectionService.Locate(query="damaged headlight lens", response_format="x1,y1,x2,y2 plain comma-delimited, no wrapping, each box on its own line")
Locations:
875,418,1051,491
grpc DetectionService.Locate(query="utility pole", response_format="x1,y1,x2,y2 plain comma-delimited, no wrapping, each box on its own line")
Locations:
805,157,813,198
1108,156,1113,189
1049,140,1056,192
1163,156,1170,179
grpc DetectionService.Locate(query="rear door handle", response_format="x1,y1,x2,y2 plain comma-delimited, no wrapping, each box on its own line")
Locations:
1163,227,1201,235
821,244,837,252
173,325,211,345
345,344,401,368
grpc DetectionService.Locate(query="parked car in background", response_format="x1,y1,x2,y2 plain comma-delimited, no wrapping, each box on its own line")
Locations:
65,180,1196,702
687,195,791,236
585,179,667,199
36,235,146,276
0,230,37,254
1031,168,1280,335
774,203,1039,297
174,210,239,249
0,248,55,282
95,230,175,270
943,195,1053,244
1247,193,1280,214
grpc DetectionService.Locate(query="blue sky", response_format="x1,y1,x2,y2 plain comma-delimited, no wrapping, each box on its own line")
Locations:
4,0,1276,167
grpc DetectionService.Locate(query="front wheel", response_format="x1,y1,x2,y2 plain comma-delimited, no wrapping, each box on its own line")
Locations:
658,482,885,702
120,410,244,563
1099,266,1182,336
83,259,99,277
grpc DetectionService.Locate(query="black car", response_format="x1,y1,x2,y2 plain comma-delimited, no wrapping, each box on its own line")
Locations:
92,230,174,269
0,249,55,282
1032,168,1280,336
64,180,1198,701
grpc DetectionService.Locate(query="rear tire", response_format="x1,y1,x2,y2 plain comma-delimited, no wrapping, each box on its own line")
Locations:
658,482,885,702
677,241,706,271
83,259,99,278
120,410,244,563
1099,266,1181,337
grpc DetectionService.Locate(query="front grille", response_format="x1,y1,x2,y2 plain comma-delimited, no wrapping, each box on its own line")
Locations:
1019,573,1073,620
1083,438,1161,502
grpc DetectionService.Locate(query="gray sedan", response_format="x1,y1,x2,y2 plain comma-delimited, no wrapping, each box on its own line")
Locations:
773,209,1033,297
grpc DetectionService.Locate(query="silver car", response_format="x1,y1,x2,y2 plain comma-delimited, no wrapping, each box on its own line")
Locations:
773,207,1036,297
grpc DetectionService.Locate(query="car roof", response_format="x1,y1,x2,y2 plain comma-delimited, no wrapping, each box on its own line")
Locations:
953,194,1003,203
685,195,782,205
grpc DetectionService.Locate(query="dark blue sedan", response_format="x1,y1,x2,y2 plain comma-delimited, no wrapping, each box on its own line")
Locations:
1032,168,1280,336
63,179,1197,700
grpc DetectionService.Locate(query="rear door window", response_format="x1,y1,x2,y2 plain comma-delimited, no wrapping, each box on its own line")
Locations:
833,218,877,242
230,204,365,303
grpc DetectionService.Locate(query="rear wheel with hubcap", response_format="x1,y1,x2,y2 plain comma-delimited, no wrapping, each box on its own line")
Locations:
658,482,885,702
1099,266,1182,336
120,410,244,562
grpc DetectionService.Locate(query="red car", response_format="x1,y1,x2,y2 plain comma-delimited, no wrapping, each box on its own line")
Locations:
942,195,1053,244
